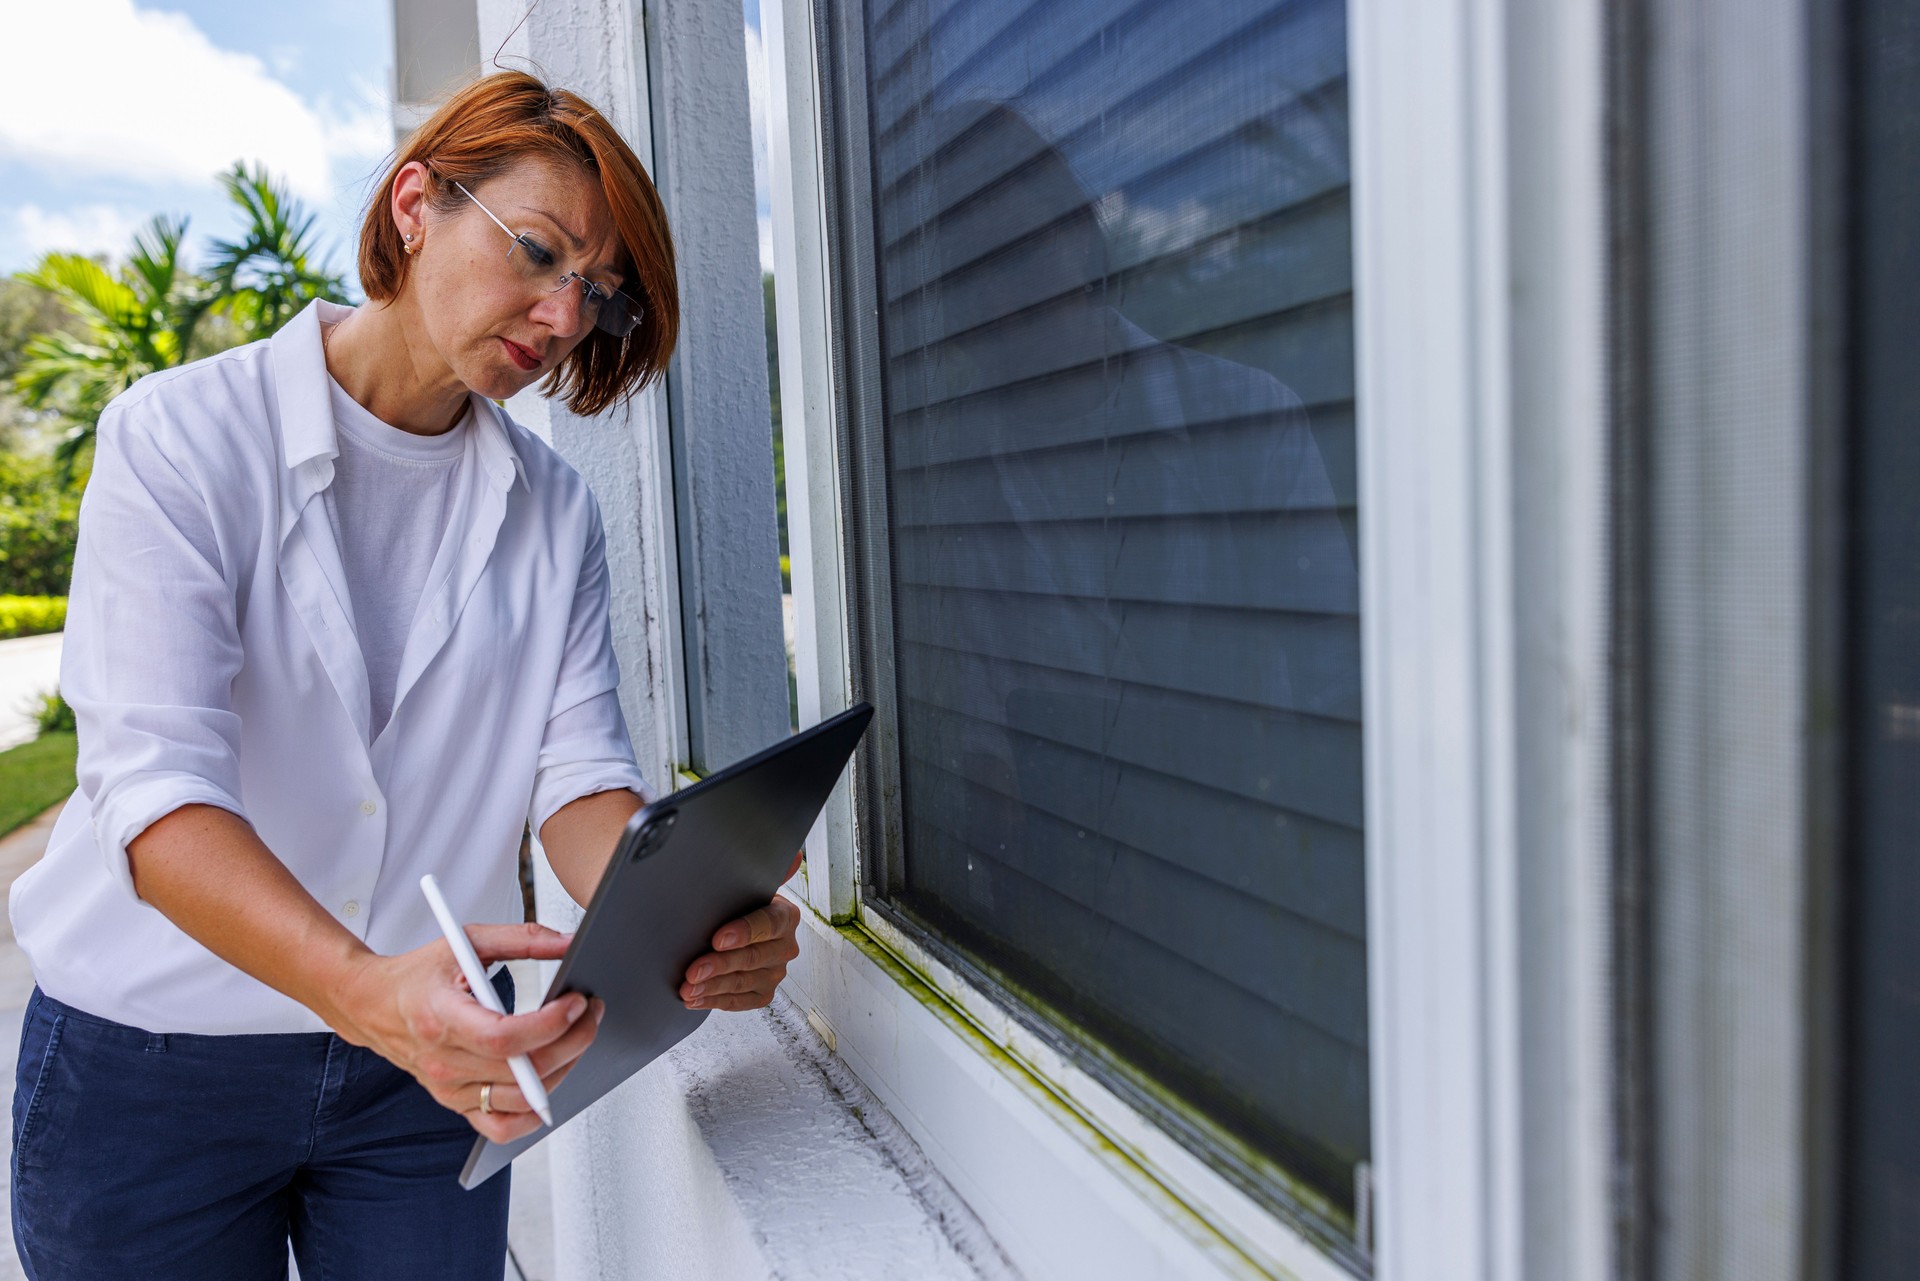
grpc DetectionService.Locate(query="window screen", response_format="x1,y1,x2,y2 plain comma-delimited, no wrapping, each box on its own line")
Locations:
1841,0,1920,1272
823,0,1366,1232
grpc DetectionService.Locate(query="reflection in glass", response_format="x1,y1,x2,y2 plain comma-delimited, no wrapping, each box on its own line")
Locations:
861,0,1364,1226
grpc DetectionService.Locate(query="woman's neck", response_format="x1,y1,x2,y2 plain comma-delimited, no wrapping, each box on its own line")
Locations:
320,299,469,437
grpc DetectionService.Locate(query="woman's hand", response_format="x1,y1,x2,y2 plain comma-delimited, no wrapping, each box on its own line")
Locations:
679,881,804,1013
330,922,603,1144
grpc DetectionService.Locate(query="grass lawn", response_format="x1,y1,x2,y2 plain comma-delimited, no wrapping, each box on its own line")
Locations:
0,732,76,837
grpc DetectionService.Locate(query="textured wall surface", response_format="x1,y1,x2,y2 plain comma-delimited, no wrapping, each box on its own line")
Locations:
641,0,791,773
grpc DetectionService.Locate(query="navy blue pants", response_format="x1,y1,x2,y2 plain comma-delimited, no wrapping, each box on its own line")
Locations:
10,974,513,1280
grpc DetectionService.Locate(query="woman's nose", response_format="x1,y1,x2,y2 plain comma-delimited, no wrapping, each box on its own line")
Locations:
530,285,589,337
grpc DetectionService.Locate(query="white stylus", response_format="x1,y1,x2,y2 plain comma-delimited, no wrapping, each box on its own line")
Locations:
419,874,554,1128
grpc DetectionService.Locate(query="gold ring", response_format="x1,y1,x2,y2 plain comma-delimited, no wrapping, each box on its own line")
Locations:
480,1081,494,1115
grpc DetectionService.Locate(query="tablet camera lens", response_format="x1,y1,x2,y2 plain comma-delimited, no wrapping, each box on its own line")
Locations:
631,811,677,861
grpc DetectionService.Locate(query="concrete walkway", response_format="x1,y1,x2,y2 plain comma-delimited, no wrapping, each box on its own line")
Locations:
0,636,62,753
0,804,556,1280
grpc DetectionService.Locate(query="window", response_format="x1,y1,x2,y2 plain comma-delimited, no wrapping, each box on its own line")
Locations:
818,0,1366,1237
1841,0,1920,1273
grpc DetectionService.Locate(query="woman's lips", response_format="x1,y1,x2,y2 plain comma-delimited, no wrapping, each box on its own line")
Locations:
501,337,541,371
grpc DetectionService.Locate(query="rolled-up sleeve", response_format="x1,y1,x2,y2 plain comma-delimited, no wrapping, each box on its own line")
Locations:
528,498,648,834
66,403,248,899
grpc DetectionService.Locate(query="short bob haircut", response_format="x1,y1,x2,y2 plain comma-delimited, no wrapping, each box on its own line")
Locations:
358,71,678,417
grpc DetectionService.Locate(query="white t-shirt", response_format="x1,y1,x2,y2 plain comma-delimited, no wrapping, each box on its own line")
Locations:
321,372,470,739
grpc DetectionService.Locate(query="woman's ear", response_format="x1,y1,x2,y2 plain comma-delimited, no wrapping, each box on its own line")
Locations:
389,160,432,245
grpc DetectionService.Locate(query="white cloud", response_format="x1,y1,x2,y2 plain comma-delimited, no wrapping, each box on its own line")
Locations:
743,20,775,272
0,0,354,202
318,74,396,164
14,204,150,260
743,22,772,203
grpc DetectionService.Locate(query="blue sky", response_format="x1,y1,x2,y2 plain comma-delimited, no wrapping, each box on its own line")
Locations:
0,0,395,290
0,0,775,290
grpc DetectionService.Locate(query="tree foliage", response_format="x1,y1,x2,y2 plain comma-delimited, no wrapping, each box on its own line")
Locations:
9,161,349,480
204,162,350,341
13,215,213,479
0,451,78,596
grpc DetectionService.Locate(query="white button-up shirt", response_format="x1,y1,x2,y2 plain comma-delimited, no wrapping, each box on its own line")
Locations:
9,298,648,1034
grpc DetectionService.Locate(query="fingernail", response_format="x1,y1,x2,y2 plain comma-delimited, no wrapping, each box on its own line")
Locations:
568,995,588,1020
719,931,740,948
686,984,705,999
692,963,712,981
688,998,706,1009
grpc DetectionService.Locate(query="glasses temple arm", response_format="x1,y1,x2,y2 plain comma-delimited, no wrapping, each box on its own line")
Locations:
452,180,519,243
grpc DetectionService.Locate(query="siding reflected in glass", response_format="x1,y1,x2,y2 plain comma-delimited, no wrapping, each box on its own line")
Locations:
843,0,1365,1227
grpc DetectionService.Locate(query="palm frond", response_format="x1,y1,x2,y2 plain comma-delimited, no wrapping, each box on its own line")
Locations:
11,159,350,473
18,255,140,331
205,161,349,341
126,214,190,308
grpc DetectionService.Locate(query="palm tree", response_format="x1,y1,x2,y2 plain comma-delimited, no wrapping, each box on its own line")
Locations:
13,215,215,478
204,161,349,342
11,161,349,478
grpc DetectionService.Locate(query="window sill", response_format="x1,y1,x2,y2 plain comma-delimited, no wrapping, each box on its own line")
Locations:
782,896,1360,1281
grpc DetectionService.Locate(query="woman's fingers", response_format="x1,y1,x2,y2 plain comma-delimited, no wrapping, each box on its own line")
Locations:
465,1103,543,1145
694,987,781,1013
465,921,575,964
434,983,588,1061
686,937,796,983
524,997,603,1077
683,896,800,1007
683,967,781,1002
409,988,596,1096
708,894,799,951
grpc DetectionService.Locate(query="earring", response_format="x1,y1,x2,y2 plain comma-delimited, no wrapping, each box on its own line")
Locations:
404,232,417,255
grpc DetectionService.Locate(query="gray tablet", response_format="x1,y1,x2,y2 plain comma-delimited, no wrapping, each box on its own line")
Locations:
459,702,873,1189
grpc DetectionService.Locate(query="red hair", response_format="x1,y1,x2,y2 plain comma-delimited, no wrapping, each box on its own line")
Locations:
358,71,678,415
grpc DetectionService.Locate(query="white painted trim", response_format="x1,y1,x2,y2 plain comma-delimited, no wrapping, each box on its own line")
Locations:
1350,0,1519,1275
865,909,1359,1278
785,909,1354,1281
1501,2,1614,1278
1350,0,1614,1278
763,0,858,923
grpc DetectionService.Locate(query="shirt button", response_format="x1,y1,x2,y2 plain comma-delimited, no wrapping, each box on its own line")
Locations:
342,901,360,918
361,800,377,816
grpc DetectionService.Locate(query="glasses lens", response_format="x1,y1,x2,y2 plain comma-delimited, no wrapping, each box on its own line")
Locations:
507,235,553,277
593,288,639,337
511,239,639,337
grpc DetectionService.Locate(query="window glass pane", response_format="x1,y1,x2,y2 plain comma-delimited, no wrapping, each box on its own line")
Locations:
1843,0,1920,1272
849,0,1364,1225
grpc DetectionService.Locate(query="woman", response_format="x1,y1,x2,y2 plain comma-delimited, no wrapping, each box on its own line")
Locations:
7,71,801,1279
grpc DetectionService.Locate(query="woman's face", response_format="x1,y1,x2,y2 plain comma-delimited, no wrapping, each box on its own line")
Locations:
394,156,627,401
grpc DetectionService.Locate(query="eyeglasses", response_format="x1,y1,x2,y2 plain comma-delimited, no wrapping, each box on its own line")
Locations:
449,178,641,339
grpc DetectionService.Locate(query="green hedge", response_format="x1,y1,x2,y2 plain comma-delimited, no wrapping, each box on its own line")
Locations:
0,595,65,639
0,453,79,597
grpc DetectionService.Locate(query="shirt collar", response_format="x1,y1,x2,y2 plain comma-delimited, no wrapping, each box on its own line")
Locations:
271,300,530,530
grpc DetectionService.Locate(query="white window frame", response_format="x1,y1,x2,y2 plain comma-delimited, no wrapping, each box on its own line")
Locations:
764,0,1616,1278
